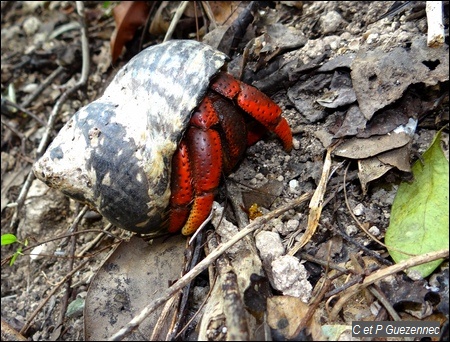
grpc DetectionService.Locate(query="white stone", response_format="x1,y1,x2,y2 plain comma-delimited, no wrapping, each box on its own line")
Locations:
368,226,380,236
255,231,285,264
346,224,358,236
286,219,299,232
289,179,299,191
366,33,379,44
23,17,41,36
255,173,265,180
352,203,365,216
320,11,344,34
270,255,312,303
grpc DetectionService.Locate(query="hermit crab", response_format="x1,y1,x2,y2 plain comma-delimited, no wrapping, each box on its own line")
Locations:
33,40,292,235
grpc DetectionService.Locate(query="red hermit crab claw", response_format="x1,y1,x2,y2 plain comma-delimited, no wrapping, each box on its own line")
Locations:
33,40,292,236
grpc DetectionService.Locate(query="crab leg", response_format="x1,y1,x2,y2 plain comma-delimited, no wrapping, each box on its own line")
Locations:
169,73,293,235
168,141,193,233
181,127,222,235
169,96,223,235
210,72,293,152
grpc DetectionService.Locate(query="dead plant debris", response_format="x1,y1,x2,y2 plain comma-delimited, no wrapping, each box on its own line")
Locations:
1,1,448,341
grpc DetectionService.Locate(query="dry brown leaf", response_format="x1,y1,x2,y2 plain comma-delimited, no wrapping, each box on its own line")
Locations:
333,132,411,159
267,296,323,340
267,296,309,339
207,1,242,25
358,157,393,194
288,148,333,255
358,144,412,194
84,235,186,340
149,1,172,36
110,1,150,64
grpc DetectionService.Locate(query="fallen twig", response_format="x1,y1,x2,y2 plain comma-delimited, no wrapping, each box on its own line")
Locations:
163,1,189,42
19,259,90,336
9,1,90,231
329,248,449,320
288,147,334,255
54,206,88,340
426,1,444,47
21,66,66,109
108,192,312,341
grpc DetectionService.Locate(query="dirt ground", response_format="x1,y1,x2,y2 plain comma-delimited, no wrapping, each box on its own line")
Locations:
1,1,449,341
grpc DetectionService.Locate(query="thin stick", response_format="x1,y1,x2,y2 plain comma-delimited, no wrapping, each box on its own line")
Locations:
9,1,90,231
19,259,90,335
55,206,88,338
368,285,401,321
21,66,66,109
3,98,48,127
108,193,311,341
76,223,113,257
426,1,444,47
200,1,218,29
329,248,449,319
163,1,189,42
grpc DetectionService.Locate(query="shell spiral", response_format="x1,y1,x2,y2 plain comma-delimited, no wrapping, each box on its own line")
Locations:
33,40,228,233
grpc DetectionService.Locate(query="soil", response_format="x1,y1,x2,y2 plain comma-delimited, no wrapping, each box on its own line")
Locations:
1,1,448,341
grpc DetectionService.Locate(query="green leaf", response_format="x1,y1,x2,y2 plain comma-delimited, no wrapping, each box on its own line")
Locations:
9,254,18,266
1,234,17,246
9,247,22,266
385,130,449,278
66,297,85,318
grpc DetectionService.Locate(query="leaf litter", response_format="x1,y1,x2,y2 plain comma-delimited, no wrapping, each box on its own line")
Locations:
1,1,449,341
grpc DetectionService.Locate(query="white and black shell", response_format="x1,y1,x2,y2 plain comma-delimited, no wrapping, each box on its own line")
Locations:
33,40,228,234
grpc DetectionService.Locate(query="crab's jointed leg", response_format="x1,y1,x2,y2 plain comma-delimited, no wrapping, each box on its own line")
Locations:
169,73,293,235
210,72,293,152
168,95,223,235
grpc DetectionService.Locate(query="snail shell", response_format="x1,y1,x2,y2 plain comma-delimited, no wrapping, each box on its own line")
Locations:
33,40,228,234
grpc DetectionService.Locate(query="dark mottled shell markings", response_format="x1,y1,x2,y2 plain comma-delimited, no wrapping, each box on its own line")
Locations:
33,40,228,233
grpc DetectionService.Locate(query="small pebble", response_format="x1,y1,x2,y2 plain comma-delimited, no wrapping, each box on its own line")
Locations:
22,83,38,94
289,179,299,191
255,173,265,180
320,10,344,34
366,33,379,44
368,226,380,236
346,224,358,236
255,231,285,264
353,203,365,216
23,17,41,36
270,255,312,303
286,219,299,232
271,218,284,233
